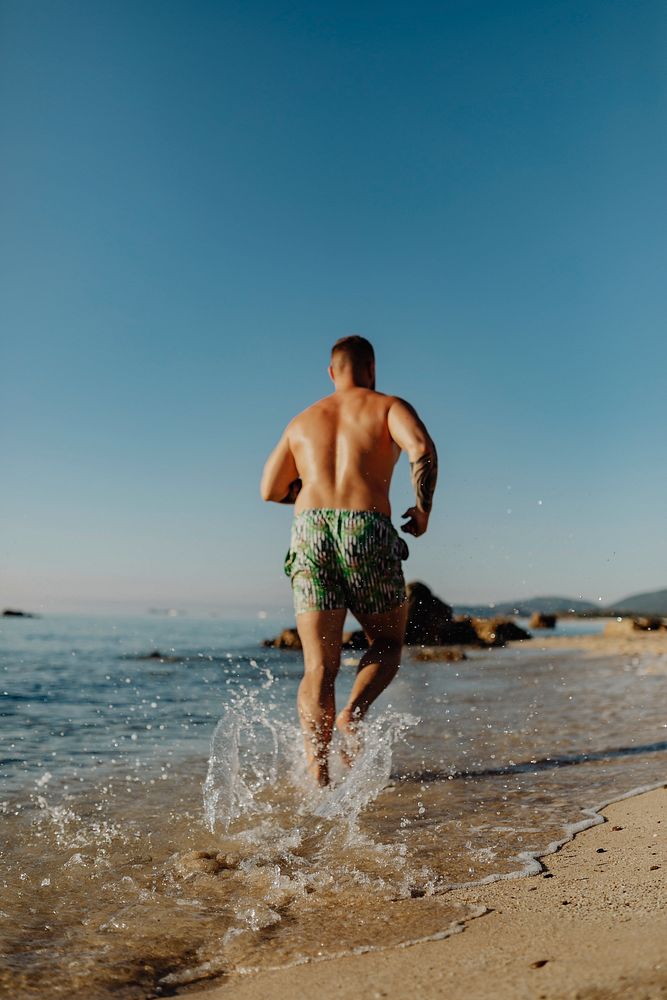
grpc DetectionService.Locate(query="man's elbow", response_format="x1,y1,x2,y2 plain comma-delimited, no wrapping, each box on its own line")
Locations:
260,483,276,503
409,439,437,464
259,473,276,502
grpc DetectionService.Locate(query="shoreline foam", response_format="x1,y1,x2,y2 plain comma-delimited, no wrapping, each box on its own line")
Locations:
186,628,667,999
186,783,667,999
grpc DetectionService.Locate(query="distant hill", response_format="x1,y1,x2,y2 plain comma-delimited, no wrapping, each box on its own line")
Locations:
453,596,596,617
607,588,667,616
452,588,667,618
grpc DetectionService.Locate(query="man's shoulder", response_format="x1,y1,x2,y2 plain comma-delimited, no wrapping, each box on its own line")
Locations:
288,391,408,431
300,393,336,416
286,395,335,432
385,395,418,415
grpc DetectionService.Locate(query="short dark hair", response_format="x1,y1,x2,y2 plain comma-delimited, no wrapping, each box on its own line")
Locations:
331,335,375,370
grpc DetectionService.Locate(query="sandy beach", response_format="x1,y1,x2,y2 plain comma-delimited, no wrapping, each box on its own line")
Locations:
531,625,667,664
188,630,667,1000
188,784,667,1000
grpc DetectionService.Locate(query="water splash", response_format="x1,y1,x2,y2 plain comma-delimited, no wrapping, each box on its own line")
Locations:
203,691,282,832
309,711,420,823
203,692,418,837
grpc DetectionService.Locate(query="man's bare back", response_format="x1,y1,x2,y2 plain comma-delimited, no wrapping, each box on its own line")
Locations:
261,336,438,786
262,386,436,537
291,388,399,516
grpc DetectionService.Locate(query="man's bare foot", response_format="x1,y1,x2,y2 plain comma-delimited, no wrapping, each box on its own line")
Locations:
304,736,330,787
306,758,329,787
335,707,363,768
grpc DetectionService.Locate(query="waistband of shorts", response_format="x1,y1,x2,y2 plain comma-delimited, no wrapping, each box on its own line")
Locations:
293,508,393,523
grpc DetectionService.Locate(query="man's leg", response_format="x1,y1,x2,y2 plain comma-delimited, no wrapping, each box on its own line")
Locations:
335,602,408,758
295,608,347,787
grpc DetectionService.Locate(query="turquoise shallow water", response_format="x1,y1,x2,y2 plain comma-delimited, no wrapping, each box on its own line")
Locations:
1,613,301,796
1,613,666,998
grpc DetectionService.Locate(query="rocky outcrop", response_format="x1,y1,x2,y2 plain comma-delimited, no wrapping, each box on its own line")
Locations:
529,612,557,629
135,650,183,662
604,617,667,637
633,616,666,631
404,581,453,645
262,628,302,649
262,628,368,651
262,581,532,651
405,583,530,647
471,617,531,646
412,647,467,662
2,608,36,617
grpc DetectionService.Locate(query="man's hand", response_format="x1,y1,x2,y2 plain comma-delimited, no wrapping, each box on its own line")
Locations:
400,507,429,537
279,477,302,504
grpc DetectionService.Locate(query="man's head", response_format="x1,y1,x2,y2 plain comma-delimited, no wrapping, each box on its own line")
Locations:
329,335,376,389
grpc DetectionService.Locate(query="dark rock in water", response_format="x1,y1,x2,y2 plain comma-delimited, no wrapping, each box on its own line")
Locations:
471,617,531,646
404,581,453,645
262,628,368,651
136,650,184,663
499,619,532,642
404,582,502,646
3,608,36,617
261,582,531,652
342,629,368,650
633,616,666,631
412,647,467,662
262,628,303,650
529,612,557,629
437,618,482,645
604,616,667,636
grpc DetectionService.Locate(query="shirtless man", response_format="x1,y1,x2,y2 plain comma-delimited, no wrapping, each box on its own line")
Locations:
260,336,438,786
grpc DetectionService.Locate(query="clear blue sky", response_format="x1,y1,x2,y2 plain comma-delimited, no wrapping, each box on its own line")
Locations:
2,0,666,615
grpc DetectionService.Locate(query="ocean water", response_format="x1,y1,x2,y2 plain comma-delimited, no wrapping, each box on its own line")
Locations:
1,613,667,999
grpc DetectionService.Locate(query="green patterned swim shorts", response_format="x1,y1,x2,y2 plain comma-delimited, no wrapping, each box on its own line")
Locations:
284,509,409,616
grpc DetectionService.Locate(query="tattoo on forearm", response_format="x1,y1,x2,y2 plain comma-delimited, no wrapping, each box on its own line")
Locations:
410,451,438,513
279,478,302,504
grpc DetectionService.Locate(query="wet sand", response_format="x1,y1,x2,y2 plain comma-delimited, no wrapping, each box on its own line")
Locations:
187,784,667,1000
189,629,667,1000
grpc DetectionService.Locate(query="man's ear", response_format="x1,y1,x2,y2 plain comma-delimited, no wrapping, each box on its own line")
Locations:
328,364,335,383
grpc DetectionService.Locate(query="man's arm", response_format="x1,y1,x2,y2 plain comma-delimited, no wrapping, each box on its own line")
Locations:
260,429,302,504
387,398,438,537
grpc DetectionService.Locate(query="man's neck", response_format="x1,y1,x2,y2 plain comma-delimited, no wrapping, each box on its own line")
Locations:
333,379,374,392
